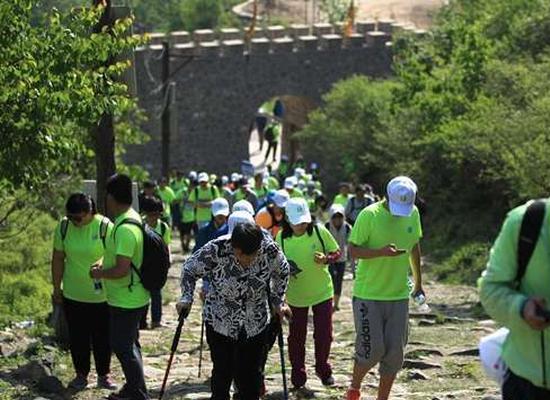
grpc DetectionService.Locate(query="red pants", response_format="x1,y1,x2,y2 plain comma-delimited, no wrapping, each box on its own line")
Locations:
288,299,333,387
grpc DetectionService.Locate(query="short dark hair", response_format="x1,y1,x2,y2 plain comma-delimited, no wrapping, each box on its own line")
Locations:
66,193,96,215
106,174,133,205
143,180,157,190
141,196,163,213
231,223,263,255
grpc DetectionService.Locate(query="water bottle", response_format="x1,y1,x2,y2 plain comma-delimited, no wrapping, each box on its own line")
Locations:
94,279,103,294
413,291,431,313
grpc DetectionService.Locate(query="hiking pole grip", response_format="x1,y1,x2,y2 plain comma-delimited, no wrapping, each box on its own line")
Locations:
159,312,186,400
278,326,289,400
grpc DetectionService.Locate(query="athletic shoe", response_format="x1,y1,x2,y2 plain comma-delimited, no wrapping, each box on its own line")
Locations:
107,387,132,400
97,375,118,390
321,375,335,386
68,374,88,391
345,388,361,400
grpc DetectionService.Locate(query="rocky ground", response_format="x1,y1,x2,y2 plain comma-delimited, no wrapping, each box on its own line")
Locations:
0,236,501,400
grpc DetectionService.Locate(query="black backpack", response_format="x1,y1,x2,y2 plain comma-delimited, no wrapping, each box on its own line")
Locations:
114,219,170,292
516,199,546,284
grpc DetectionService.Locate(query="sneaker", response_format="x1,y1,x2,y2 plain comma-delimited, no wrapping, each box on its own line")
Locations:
345,388,361,400
294,386,315,399
321,375,335,386
97,375,118,390
68,374,88,391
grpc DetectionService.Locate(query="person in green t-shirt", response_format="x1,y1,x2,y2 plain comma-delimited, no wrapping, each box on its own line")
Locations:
90,174,150,400
179,178,198,253
139,197,171,330
345,176,424,400
157,177,176,227
332,182,351,207
264,120,282,163
51,193,117,392
170,170,189,230
276,198,341,393
189,172,221,229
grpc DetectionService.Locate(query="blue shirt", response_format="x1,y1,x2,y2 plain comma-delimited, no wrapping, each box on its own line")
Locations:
193,221,229,253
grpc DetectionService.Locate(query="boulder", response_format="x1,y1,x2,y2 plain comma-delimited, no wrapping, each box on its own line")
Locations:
402,360,442,370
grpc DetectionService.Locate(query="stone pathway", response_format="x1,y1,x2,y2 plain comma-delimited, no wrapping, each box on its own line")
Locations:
0,235,501,399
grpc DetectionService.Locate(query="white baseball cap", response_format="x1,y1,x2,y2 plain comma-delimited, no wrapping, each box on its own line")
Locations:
231,172,241,183
387,176,417,217
211,198,230,217
198,172,209,183
329,204,345,218
286,198,312,225
188,171,197,181
233,199,255,216
284,176,297,190
294,168,305,179
228,211,255,234
272,189,289,208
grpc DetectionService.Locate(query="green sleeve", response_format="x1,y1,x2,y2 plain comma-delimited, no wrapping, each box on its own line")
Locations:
53,221,63,252
115,225,138,259
188,189,197,203
214,186,221,199
413,207,423,239
319,225,339,253
275,231,283,249
479,209,528,329
349,209,371,246
167,187,176,203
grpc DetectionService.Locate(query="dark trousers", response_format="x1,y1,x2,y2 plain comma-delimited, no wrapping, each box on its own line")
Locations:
206,324,268,400
503,370,550,400
109,305,149,400
141,289,162,325
288,299,333,387
63,298,111,377
264,141,278,161
329,262,346,296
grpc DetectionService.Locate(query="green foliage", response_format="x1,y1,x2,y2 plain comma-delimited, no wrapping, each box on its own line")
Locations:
0,1,139,192
298,0,550,283
430,242,490,285
319,0,350,24
180,0,224,32
0,209,56,326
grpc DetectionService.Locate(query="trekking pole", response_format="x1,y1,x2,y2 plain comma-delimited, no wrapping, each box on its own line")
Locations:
198,317,205,378
277,325,289,400
159,311,186,400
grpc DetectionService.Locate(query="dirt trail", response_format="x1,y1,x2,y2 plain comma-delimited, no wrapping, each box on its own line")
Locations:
0,235,501,399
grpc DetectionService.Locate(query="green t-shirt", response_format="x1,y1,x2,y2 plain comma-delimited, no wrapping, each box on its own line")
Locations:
153,220,171,245
267,176,280,190
254,185,269,200
288,188,304,199
180,187,195,223
349,201,423,301
276,224,339,307
157,186,176,217
171,178,188,196
188,185,220,222
333,193,349,207
103,208,150,309
53,215,112,303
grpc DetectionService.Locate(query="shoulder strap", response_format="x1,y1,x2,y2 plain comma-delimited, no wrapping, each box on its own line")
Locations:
60,218,69,241
99,217,109,248
517,200,546,284
161,221,167,237
113,218,143,291
351,197,355,209
325,222,330,230
314,224,326,254
211,186,216,199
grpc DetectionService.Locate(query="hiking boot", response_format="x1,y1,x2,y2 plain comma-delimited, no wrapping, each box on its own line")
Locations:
294,386,315,399
68,374,88,391
321,375,335,386
97,375,118,390
345,388,361,400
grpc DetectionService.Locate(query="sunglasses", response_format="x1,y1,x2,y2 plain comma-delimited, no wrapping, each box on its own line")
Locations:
67,214,83,223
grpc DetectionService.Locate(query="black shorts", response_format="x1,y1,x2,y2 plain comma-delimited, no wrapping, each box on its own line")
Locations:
179,222,195,235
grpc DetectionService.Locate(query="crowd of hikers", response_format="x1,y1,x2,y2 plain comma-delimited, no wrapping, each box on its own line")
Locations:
50,154,550,400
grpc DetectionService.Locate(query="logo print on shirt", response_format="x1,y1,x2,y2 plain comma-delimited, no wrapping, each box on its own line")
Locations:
407,227,413,233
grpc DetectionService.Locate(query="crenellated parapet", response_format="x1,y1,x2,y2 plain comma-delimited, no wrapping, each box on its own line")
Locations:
136,20,427,57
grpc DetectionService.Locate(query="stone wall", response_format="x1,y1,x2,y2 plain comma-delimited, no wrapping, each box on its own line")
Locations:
125,21,427,177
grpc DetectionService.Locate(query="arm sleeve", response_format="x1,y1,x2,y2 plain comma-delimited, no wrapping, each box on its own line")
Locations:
319,225,340,253
268,242,290,308
53,222,63,251
479,211,528,328
349,210,370,246
163,222,172,244
115,225,138,258
180,242,215,304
